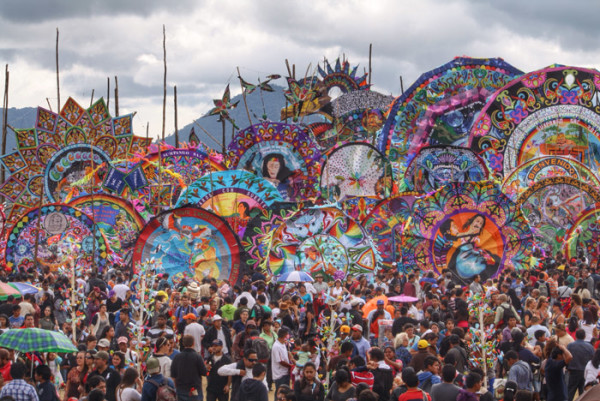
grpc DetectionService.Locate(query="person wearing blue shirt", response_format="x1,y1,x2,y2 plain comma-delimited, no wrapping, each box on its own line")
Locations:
350,324,370,360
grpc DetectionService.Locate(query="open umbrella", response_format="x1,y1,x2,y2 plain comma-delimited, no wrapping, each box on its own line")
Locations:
9,282,39,296
0,328,77,353
388,295,419,303
0,282,21,300
362,295,388,318
277,271,314,283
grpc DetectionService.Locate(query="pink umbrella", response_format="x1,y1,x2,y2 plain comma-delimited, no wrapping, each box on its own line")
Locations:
388,295,418,303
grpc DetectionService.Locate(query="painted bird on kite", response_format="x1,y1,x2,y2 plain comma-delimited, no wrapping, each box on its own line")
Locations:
208,84,240,129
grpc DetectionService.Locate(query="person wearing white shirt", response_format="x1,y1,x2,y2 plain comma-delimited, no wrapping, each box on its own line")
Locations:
183,313,205,354
218,349,267,401
271,327,293,399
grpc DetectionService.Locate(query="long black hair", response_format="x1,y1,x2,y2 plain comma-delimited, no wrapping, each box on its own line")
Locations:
262,153,293,182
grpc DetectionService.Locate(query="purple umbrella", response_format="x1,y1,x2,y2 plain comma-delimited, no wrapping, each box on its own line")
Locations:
388,295,418,303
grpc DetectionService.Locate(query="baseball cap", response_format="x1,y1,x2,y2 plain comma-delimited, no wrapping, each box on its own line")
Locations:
94,351,110,361
146,357,160,374
117,336,129,344
211,339,223,346
340,325,350,334
213,315,223,321
351,324,363,333
246,319,257,327
418,340,430,349
350,298,364,307
376,299,385,305
183,313,197,320
97,339,110,348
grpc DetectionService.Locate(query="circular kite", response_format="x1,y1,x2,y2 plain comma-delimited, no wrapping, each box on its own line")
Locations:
402,181,533,282
266,206,379,281
501,156,600,201
404,146,489,194
227,122,322,201
68,194,145,266
378,57,522,177
362,192,420,270
0,97,151,225
132,207,242,285
4,204,109,272
470,66,600,179
516,176,600,255
175,170,284,237
564,205,600,263
320,143,393,202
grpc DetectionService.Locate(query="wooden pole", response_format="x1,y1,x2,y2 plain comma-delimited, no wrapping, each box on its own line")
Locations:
221,119,226,154
33,182,45,272
193,120,222,149
174,85,179,148
114,76,119,116
162,25,167,141
1,65,8,187
89,89,94,108
236,67,253,127
146,122,149,140
71,258,77,344
368,43,372,86
89,144,97,274
46,98,53,112
56,28,60,112
400,76,404,95
106,77,110,111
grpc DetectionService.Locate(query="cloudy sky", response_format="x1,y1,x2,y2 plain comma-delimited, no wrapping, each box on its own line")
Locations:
2,0,600,140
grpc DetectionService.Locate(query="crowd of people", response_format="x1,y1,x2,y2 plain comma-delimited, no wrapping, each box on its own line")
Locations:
0,253,599,401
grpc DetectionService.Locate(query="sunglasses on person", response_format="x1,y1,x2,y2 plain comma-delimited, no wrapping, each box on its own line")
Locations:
247,358,258,362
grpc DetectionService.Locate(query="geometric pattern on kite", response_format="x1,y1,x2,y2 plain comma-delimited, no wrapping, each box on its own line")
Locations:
4,203,109,273
0,97,151,226
379,57,522,178
266,206,380,281
469,65,600,179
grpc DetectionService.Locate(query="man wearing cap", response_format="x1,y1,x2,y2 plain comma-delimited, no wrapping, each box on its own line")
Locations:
409,340,433,372
348,298,365,328
118,336,139,365
367,300,391,327
142,357,175,401
183,313,205,354
91,351,121,401
351,324,370,360
202,315,232,357
97,338,111,352
206,339,232,401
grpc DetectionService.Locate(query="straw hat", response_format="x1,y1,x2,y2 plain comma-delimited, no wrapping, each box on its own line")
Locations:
187,282,200,300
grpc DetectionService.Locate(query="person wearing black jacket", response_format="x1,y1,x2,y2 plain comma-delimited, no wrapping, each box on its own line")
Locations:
391,307,418,337
368,348,393,401
217,349,265,401
171,335,208,401
202,315,233,356
240,363,269,401
206,339,232,401
90,351,121,401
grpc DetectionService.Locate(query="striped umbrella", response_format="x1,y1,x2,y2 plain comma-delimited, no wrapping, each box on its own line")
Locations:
0,328,77,353
9,282,39,296
276,270,314,283
0,282,21,300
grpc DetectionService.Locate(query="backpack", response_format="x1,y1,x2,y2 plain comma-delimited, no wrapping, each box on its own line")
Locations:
536,280,549,298
251,304,264,321
244,335,270,363
419,375,434,393
148,378,177,401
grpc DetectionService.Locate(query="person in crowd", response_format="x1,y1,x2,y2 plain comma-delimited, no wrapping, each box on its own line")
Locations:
170,335,207,401
141,357,175,401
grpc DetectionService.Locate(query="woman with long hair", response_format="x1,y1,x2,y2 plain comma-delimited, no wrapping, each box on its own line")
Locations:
535,297,550,325
115,367,142,401
522,297,537,328
112,351,126,376
294,362,325,401
584,348,600,388
39,306,58,331
325,368,356,401
570,293,584,320
580,310,598,341
99,325,117,351
299,301,316,341
153,337,172,379
64,351,86,401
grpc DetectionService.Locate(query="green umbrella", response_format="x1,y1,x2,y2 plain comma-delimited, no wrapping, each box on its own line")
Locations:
0,282,21,301
0,328,77,353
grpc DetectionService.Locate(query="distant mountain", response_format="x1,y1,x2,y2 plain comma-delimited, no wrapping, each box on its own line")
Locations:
0,107,38,153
